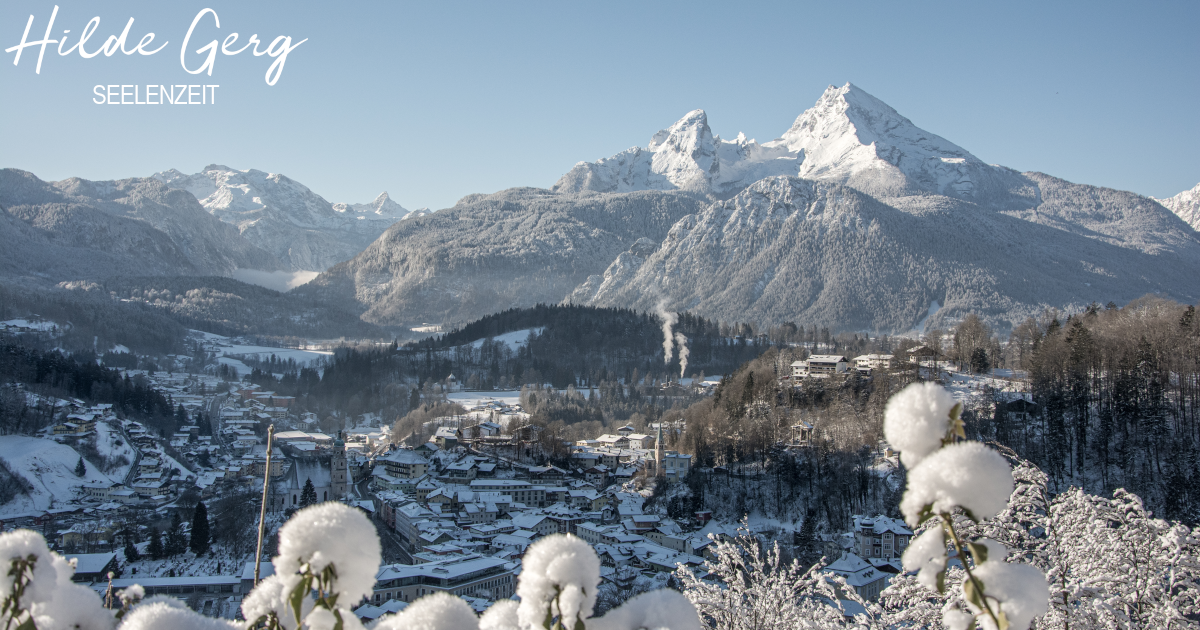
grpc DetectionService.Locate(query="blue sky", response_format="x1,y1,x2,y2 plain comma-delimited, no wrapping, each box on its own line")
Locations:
2,1,1197,210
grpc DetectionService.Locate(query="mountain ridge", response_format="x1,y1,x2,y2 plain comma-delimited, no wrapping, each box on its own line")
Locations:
1155,182,1200,231
152,165,412,271
564,174,1200,331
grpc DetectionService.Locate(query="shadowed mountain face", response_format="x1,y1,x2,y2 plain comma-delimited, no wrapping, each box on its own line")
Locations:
0,168,281,282
295,187,709,328
567,176,1200,332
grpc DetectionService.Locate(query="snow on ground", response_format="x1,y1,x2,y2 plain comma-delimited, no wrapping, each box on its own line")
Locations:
215,356,252,377
0,436,117,516
1,318,60,331
912,301,941,335
465,328,543,353
934,365,1029,408
123,546,253,580
446,390,523,408
156,450,193,476
191,330,332,372
95,421,136,480
230,268,320,292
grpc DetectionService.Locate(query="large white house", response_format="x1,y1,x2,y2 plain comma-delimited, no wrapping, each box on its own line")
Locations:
853,354,894,372
792,355,849,378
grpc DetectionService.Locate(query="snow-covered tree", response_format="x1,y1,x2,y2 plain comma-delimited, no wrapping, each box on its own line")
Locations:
885,382,1050,630
674,523,877,630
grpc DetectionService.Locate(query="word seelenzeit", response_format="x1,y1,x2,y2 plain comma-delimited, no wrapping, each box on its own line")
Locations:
93,84,218,105
6,6,305,86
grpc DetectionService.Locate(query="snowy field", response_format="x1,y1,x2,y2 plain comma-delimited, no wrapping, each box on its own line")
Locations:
230,268,320,292
465,328,543,352
446,390,523,408
0,436,117,516
94,421,137,481
192,330,332,377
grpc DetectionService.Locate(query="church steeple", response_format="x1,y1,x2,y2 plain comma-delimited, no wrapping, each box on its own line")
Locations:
655,423,664,477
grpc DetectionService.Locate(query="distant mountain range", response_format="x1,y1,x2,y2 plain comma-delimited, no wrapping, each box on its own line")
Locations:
152,164,422,271
312,83,1200,332
2,83,1197,339
0,168,279,280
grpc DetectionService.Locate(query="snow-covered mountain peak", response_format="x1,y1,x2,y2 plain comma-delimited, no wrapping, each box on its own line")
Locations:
1153,182,1200,231
553,109,797,195
152,165,411,271
770,82,991,197
646,109,717,190
332,191,409,218
556,82,1028,202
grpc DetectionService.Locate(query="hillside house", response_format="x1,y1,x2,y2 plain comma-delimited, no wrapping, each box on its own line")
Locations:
823,552,890,601
853,354,894,373
853,515,912,560
434,427,459,450
806,355,849,376
1000,398,1039,423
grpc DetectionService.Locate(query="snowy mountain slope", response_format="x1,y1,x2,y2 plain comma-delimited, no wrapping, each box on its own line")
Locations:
567,176,1200,332
1154,182,1200,231
553,110,799,196
0,169,280,281
773,83,1033,202
153,165,410,271
0,436,117,516
554,83,1031,204
1009,173,1199,254
296,188,707,327
566,237,658,305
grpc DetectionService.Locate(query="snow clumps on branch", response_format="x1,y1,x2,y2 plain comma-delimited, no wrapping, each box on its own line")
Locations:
900,441,1014,525
0,528,114,630
244,502,381,629
885,382,1048,630
373,592,480,630
517,534,600,629
1,506,701,630
884,381,958,468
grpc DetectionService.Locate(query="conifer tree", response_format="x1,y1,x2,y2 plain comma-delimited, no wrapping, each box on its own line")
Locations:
299,478,318,508
148,528,163,560
165,511,187,556
123,537,140,563
74,457,85,477
794,511,818,568
189,501,210,555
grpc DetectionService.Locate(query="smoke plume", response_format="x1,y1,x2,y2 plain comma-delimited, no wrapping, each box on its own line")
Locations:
657,302,678,363
675,332,689,378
